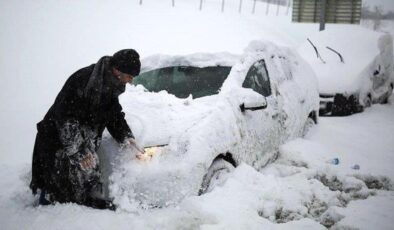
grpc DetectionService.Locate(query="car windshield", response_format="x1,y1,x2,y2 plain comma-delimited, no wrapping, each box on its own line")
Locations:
133,66,232,99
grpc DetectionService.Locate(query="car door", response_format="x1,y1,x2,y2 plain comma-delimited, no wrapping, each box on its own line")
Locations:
240,59,281,168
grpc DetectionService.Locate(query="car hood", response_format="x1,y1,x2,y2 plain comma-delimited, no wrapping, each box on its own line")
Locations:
119,85,219,147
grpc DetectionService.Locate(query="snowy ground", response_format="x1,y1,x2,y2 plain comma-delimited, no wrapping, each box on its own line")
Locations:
1,0,394,229
1,96,393,229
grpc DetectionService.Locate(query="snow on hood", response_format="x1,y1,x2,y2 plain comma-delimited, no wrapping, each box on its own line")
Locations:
120,52,242,146
119,85,219,147
298,26,393,95
104,86,225,209
104,52,246,208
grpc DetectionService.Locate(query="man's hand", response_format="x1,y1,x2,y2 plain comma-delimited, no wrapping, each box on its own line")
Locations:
127,138,145,153
79,150,97,171
126,138,146,159
135,152,145,160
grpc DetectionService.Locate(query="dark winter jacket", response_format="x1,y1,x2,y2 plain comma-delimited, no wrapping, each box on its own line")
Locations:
30,56,134,201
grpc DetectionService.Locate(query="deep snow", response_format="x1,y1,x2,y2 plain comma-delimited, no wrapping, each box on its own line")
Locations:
1,0,394,229
1,97,394,229
104,41,319,210
298,27,393,95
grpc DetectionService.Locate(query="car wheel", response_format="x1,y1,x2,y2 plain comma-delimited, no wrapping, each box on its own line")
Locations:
364,94,372,108
383,85,393,104
302,116,316,137
198,158,235,195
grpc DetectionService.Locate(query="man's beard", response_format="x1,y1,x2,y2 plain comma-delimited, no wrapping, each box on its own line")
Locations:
109,74,126,97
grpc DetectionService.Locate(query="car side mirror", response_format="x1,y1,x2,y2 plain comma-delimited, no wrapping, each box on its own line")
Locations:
240,97,267,112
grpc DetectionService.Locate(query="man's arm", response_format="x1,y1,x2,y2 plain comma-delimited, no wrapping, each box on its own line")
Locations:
106,99,135,143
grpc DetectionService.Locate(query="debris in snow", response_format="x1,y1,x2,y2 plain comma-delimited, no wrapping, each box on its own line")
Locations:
351,164,360,170
327,158,340,165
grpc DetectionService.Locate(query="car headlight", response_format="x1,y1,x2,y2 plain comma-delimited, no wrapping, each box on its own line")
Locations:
138,145,167,161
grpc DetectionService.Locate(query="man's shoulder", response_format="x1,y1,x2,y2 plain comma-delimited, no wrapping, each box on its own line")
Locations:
70,64,95,80
63,64,96,89
59,64,95,94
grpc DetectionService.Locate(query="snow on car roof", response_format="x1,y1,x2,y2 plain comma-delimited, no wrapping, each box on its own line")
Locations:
298,26,392,95
140,52,241,73
223,40,317,96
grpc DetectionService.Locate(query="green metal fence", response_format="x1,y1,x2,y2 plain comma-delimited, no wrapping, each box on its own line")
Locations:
292,0,362,24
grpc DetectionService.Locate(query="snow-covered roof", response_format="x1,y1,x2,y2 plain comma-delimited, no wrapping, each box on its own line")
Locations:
298,26,393,95
141,52,241,73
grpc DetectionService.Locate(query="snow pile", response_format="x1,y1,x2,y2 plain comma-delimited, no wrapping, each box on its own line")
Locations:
141,52,240,73
361,19,394,53
188,105,394,228
104,40,318,210
2,99,394,229
298,26,393,95
1,0,394,229
306,103,394,179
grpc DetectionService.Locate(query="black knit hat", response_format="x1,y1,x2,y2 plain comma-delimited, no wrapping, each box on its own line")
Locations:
111,49,141,76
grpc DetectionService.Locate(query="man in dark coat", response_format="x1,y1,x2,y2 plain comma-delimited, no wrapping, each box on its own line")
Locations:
30,49,144,209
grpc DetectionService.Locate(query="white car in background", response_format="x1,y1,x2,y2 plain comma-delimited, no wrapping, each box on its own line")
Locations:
299,27,394,116
98,41,319,209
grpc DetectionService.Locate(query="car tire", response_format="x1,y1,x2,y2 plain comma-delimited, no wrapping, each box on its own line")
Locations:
364,94,372,108
302,117,316,137
383,85,393,104
198,158,235,195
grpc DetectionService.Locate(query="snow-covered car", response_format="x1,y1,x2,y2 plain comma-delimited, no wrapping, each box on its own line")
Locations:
98,41,319,209
299,27,394,116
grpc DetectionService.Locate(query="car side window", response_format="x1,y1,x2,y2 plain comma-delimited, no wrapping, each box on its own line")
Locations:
242,59,271,97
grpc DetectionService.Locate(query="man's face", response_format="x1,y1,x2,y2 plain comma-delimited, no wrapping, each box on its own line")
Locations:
112,68,134,85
